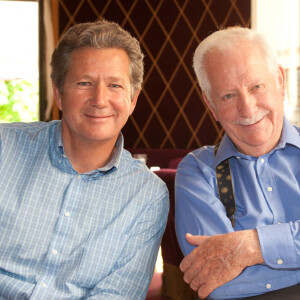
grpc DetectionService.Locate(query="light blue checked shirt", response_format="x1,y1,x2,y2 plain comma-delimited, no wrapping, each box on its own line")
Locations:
176,118,300,299
0,120,169,299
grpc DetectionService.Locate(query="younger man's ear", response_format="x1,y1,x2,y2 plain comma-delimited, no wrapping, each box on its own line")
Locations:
52,82,62,111
129,90,140,115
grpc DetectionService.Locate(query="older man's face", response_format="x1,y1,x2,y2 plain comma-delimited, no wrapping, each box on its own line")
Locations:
203,44,285,157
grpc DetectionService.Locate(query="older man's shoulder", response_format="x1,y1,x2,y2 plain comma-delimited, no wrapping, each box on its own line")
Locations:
178,145,215,168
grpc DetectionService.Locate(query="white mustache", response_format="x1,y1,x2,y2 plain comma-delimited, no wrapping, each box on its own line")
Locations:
233,108,270,126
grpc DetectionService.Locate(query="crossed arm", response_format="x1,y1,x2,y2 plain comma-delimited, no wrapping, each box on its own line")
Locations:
180,230,264,299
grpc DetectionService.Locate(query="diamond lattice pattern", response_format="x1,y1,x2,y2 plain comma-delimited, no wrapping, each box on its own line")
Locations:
57,0,250,149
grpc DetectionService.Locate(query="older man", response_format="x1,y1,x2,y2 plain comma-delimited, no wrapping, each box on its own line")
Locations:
0,20,168,299
175,26,300,299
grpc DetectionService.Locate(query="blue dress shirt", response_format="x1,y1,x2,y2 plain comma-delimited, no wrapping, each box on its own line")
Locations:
175,118,300,299
0,121,169,299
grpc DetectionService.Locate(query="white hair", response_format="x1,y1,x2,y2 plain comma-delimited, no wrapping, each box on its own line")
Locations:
193,26,279,105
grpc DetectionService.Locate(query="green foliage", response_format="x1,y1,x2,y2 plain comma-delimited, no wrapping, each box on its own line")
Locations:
0,79,38,122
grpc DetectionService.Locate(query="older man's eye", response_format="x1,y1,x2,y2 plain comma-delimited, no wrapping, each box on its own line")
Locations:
251,84,264,91
223,94,235,100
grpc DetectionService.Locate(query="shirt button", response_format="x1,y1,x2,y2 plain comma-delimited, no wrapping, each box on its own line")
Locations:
64,211,70,217
42,283,47,288
59,159,62,164
277,259,283,265
62,154,66,158
268,187,273,192
266,283,271,289
77,175,81,179
261,158,265,163
52,249,58,255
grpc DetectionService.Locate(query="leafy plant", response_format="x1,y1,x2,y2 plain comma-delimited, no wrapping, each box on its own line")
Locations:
0,79,38,122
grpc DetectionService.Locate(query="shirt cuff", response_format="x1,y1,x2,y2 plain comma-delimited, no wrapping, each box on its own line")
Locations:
256,223,296,268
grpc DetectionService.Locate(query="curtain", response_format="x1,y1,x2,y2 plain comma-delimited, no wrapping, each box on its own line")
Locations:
39,0,56,121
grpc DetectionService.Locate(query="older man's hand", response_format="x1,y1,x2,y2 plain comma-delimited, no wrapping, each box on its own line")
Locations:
180,230,264,299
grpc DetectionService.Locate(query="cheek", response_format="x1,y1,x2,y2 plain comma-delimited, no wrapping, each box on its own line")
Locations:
114,98,132,114
216,106,237,123
257,92,281,114
61,99,74,113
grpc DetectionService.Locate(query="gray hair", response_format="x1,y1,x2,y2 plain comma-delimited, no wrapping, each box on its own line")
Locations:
51,19,144,98
193,26,279,105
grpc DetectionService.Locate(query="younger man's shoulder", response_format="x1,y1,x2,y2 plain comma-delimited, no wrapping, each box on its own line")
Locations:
121,149,168,186
0,120,58,132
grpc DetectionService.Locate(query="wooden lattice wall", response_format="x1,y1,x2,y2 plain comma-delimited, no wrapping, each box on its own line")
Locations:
54,0,251,149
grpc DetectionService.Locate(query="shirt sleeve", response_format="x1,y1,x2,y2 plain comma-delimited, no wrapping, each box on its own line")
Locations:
86,188,169,300
175,154,300,299
257,221,300,268
175,153,234,254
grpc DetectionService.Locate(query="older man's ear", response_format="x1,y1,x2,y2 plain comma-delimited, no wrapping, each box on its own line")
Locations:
277,65,286,99
202,92,218,121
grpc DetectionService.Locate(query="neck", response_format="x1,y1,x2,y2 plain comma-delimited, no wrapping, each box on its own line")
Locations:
237,145,272,157
236,138,280,157
66,141,116,174
61,127,118,174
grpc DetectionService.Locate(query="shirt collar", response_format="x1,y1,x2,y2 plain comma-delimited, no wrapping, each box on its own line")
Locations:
277,117,300,150
54,121,124,174
213,117,300,168
213,134,239,168
100,133,123,171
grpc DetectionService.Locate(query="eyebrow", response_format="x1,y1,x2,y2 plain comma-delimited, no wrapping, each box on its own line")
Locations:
68,75,93,83
68,74,128,86
105,76,125,83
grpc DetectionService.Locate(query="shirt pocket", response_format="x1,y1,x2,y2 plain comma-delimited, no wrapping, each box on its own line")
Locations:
76,229,129,288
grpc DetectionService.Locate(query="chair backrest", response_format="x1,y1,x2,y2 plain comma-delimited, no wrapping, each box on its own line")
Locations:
155,169,183,266
127,148,191,169
154,169,198,300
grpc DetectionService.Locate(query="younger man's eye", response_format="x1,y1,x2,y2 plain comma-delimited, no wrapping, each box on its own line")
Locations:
78,82,91,86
